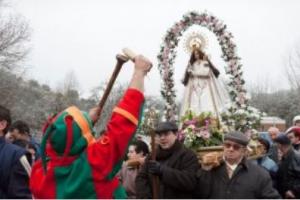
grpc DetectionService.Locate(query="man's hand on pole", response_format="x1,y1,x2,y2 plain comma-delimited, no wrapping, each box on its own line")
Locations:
89,106,101,124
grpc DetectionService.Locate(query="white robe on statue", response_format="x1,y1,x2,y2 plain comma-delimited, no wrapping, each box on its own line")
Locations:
180,60,230,118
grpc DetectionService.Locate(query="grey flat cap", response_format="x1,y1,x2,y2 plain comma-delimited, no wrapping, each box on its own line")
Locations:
155,121,178,134
224,131,249,146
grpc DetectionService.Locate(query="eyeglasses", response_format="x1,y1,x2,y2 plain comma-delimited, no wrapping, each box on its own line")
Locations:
223,142,244,151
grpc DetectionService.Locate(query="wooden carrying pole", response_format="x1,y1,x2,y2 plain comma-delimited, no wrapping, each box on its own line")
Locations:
148,108,159,199
150,128,159,199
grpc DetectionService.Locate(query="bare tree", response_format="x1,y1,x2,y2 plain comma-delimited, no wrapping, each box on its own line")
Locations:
54,70,81,108
0,1,31,108
62,70,79,93
0,1,30,70
285,43,300,90
89,82,128,135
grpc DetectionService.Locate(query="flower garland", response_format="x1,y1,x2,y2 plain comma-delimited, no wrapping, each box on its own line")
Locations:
157,10,262,131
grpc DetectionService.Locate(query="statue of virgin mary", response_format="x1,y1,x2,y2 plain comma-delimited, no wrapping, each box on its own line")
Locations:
180,32,231,119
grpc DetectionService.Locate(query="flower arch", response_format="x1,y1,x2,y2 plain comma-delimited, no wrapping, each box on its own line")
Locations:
157,11,260,131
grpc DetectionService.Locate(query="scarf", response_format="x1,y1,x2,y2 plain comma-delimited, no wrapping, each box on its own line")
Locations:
156,140,182,161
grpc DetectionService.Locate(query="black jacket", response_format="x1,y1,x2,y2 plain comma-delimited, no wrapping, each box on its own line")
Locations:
0,137,32,199
195,158,280,199
135,140,199,199
277,148,300,198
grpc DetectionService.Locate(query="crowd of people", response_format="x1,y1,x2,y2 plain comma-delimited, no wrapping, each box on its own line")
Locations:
1,53,300,199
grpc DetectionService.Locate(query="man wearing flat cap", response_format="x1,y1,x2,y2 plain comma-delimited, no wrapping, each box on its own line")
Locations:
194,131,280,199
274,134,300,199
286,126,300,151
136,121,198,198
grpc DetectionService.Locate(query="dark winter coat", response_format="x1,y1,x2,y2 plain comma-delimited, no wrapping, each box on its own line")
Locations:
194,157,280,199
0,137,31,198
135,140,199,199
293,143,300,151
276,148,300,198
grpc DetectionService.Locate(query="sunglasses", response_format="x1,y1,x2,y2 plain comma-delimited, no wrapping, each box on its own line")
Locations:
223,142,244,151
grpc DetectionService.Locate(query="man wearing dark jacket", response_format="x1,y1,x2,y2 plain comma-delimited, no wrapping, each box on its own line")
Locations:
135,121,199,199
0,105,32,198
286,126,300,151
9,120,41,160
275,134,300,198
195,131,280,199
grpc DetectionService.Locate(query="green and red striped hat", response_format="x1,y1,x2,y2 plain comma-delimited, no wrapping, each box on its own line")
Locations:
40,106,96,171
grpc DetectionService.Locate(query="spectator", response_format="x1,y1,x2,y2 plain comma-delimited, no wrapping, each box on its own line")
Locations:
286,126,300,151
267,127,280,163
9,120,30,142
9,120,41,160
119,140,149,198
255,137,278,188
0,105,32,198
275,134,300,198
293,115,300,127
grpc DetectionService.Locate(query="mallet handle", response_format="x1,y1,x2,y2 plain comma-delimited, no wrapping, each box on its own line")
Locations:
96,54,129,117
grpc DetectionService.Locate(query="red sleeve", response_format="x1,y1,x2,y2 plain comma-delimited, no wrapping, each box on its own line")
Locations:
87,88,144,178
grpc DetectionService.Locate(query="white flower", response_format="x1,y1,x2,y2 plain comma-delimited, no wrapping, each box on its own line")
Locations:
235,109,245,115
187,124,196,130
183,129,188,134
174,115,178,120
240,120,247,125
225,102,233,109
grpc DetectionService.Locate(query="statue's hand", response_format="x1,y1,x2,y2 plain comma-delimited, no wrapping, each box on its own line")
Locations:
187,66,193,75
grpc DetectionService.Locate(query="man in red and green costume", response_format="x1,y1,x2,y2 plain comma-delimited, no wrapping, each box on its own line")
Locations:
30,55,152,199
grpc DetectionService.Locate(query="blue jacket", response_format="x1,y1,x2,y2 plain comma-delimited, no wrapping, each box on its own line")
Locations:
0,136,31,198
255,155,278,173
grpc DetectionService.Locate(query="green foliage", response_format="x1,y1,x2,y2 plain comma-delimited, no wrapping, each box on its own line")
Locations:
249,89,300,127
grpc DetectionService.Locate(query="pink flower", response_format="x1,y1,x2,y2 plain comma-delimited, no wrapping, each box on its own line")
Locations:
205,119,210,127
238,93,245,104
177,130,185,141
184,119,197,126
163,61,168,67
172,25,181,34
200,129,211,139
195,128,202,137
187,124,196,130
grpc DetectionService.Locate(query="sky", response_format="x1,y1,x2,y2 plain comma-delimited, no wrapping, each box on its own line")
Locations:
6,0,300,99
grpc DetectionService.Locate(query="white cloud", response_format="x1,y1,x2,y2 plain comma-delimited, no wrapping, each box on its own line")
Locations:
9,0,300,98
